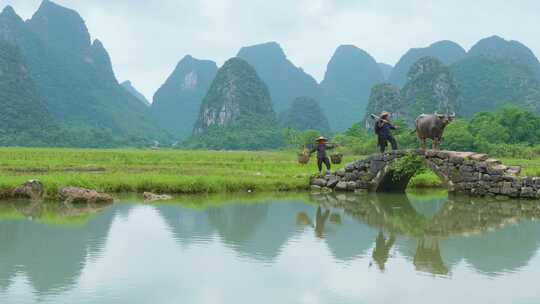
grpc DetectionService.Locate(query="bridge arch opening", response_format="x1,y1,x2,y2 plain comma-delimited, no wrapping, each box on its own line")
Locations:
375,159,445,193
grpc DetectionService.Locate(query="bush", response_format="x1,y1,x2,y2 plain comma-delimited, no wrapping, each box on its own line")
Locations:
441,119,475,151
283,129,321,149
390,154,426,180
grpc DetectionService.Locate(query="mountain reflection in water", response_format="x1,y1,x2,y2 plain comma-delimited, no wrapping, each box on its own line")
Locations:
0,192,539,304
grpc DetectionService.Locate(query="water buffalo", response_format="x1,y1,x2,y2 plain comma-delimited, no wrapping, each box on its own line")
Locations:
415,113,455,150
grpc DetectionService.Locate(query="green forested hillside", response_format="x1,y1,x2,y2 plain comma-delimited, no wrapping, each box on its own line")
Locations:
378,63,393,80
450,36,540,118
237,42,321,112
121,81,150,106
363,83,405,128
468,35,540,75
451,56,540,117
1,2,540,150
189,57,283,150
388,40,466,87
0,2,167,147
0,41,128,148
0,41,55,145
320,45,384,131
401,57,460,123
152,55,217,139
279,97,330,134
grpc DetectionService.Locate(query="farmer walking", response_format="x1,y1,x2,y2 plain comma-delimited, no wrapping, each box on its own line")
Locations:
310,136,336,176
374,111,398,153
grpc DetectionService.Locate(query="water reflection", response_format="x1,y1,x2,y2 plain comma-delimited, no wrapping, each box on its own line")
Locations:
0,200,115,294
372,231,396,272
0,192,539,303
296,207,331,239
318,192,540,276
414,238,448,276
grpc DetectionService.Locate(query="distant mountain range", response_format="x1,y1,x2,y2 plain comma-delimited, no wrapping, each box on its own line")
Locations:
0,1,166,147
402,56,461,121
378,63,393,80
0,40,55,146
320,45,385,131
388,40,467,88
279,96,330,134
451,36,540,118
237,42,321,113
188,57,282,150
152,55,217,138
121,81,150,106
0,1,539,148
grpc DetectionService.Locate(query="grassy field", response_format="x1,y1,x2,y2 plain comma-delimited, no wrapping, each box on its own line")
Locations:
0,148,345,196
501,158,540,176
0,148,538,197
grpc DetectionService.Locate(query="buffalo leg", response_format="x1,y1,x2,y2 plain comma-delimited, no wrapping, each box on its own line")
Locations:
420,138,426,150
433,138,440,150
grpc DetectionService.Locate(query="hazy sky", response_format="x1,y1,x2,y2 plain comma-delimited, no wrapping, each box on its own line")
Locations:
2,0,540,101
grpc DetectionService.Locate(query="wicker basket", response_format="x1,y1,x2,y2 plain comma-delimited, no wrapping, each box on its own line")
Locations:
298,152,310,165
330,153,343,164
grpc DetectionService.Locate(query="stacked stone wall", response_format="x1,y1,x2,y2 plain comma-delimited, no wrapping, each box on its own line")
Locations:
310,150,537,199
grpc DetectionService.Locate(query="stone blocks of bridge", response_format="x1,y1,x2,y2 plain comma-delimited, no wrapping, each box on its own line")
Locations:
310,150,414,193
310,149,540,199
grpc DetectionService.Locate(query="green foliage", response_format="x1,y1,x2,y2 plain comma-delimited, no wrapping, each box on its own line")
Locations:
390,120,417,148
474,123,509,144
333,123,378,155
333,120,420,155
186,118,284,150
331,106,540,158
440,106,540,157
343,122,367,138
283,129,320,149
478,143,540,159
408,172,443,188
189,109,285,150
390,154,426,181
495,106,540,144
441,119,475,151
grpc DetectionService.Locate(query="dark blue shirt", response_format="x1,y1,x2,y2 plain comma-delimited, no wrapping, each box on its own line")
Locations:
376,120,396,138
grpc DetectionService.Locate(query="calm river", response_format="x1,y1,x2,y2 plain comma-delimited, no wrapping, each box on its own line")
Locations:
0,191,539,304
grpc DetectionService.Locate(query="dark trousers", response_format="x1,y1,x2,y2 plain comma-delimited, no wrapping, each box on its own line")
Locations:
378,135,398,153
317,157,331,172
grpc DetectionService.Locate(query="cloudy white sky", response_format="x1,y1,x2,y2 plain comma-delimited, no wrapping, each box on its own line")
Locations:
2,0,540,101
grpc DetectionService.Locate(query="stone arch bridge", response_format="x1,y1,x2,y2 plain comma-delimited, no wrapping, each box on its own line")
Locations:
310,150,540,199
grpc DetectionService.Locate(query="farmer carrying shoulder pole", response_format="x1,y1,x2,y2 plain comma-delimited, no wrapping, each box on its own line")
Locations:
374,111,398,153
310,136,336,175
